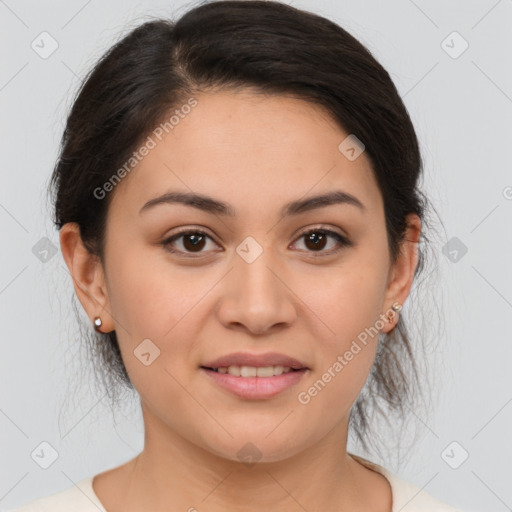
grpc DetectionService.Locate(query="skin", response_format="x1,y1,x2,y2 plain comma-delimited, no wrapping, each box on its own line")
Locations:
60,88,420,512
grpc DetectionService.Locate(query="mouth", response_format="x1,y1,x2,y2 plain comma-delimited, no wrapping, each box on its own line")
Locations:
199,365,308,400
200,365,306,377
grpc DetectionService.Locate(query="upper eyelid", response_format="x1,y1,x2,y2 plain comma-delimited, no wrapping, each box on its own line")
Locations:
166,225,346,241
163,225,348,251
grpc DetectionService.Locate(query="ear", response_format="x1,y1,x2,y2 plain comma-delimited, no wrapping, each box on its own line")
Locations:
59,222,115,333
380,213,421,334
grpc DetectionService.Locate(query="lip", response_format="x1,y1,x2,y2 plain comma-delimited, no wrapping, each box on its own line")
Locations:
200,367,308,400
201,351,309,370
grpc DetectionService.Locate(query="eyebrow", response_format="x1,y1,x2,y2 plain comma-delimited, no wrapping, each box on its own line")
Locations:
139,189,365,217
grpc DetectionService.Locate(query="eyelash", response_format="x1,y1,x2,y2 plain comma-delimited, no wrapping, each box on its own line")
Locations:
161,226,352,258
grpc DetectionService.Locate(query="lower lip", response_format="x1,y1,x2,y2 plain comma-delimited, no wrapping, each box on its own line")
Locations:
200,367,308,400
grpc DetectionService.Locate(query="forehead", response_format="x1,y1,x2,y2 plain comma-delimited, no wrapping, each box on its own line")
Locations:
110,89,382,218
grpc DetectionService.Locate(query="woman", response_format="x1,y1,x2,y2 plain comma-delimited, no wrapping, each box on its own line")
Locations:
11,1,467,510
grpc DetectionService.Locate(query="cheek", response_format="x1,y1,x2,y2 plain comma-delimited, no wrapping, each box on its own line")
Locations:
103,244,210,381
103,248,196,405
297,252,389,400
306,257,388,345
105,244,194,336
295,293,383,422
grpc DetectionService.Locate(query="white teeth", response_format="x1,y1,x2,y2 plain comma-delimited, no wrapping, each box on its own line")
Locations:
227,366,240,376
215,365,295,377
257,366,277,377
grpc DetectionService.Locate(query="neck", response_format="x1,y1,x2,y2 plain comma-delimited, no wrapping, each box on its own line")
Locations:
105,403,390,512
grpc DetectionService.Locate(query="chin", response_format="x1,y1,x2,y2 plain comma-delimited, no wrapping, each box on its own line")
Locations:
200,434,308,466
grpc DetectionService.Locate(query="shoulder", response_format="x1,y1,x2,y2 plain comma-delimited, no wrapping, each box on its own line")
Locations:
349,453,470,512
6,477,106,512
384,472,466,511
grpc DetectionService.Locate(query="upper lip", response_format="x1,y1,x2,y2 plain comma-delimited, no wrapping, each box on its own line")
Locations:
201,352,309,370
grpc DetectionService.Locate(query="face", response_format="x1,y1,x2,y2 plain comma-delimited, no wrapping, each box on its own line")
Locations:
64,89,418,464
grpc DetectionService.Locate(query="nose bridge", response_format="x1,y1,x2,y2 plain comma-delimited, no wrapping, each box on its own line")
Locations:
234,234,280,299
217,233,297,332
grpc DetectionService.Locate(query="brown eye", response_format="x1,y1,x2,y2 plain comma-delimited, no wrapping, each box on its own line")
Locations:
293,228,351,255
161,226,352,258
162,229,218,256
181,232,207,252
304,231,328,251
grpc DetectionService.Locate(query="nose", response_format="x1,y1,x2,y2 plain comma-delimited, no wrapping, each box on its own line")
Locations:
215,241,298,335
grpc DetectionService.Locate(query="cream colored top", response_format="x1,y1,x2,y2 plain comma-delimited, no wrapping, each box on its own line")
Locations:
7,454,469,511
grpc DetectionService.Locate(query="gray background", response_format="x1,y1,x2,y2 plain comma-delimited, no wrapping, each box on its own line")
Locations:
1,0,511,511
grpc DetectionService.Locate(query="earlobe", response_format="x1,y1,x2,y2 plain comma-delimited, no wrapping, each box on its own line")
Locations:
381,213,421,334
59,223,114,333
